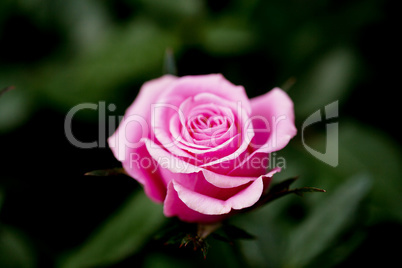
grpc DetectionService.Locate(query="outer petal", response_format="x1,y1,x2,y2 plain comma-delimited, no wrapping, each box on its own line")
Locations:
108,75,177,161
227,88,296,176
108,75,177,202
145,138,259,189
163,169,278,223
164,182,228,223
122,142,166,202
228,150,269,177
163,177,262,217
249,87,297,153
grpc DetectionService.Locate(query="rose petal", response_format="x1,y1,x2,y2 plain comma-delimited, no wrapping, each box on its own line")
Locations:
228,151,268,176
199,104,254,169
159,74,252,115
169,113,210,150
158,167,250,199
163,166,280,222
155,92,240,158
201,169,255,188
164,181,228,223
121,142,167,203
249,87,297,152
145,138,202,173
166,176,264,215
108,75,177,161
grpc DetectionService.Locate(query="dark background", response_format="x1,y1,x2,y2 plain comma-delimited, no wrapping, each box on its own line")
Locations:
1,0,400,267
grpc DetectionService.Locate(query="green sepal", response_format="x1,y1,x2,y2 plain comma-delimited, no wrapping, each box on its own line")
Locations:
250,176,326,210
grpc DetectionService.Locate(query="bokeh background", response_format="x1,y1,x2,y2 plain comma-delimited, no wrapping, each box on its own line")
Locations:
0,0,400,267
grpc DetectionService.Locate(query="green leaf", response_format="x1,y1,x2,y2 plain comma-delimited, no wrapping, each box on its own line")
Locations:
138,0,204,18
299,120,402,224
0,225,36,268
260,186,325,205
291,187,326,196
211,233,233,244
55,0,111,51
250,177,325,208
142,253,193,268
0,86,14,97
230,204,288,268
284,174,372,267
339,121,402,223
220,224,255,240
268,177,298,193
16,18,179,117
59,190,165,268
203,16,256,55
309,228,366,268
291,46,358,119
0,85,34,133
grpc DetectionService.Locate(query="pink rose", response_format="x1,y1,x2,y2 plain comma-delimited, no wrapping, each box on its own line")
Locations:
108,74,296,223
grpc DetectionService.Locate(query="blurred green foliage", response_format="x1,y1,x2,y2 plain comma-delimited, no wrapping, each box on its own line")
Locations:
0,0,400,267
60,190,164,268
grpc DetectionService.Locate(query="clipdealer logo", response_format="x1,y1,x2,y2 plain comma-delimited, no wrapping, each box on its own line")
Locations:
64,100,339,168
301,101,339,167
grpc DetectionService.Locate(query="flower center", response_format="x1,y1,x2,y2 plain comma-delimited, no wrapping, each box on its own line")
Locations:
186,106,233,141
176,93,240,147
